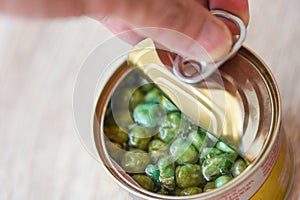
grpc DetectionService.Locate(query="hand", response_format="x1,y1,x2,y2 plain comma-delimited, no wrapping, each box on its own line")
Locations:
0,0,249,61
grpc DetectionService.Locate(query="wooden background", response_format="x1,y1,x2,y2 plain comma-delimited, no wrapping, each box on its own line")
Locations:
0,0,299,199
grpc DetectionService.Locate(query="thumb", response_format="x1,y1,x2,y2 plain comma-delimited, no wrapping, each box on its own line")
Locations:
97,0,232,62
0,0,232,61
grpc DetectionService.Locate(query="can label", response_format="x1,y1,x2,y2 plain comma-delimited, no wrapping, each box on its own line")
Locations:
215,126,293,200
251,129,293,199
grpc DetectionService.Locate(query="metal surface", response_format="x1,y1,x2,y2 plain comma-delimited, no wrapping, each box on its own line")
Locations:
128,38,263,161
94,46,294,199
172,10,247,84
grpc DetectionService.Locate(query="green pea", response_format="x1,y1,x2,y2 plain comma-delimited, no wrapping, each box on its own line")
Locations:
157,186,169,195
114,88,133,110
160,96,179,112
187,129,208,152
133,102,166,128
203,182,215,192
132,175,155,192
103,71,250,197
150,150,169,164
205,141,238,164
176,164,206,188
130,88,145,109
231,159,247,177
168,187,183,196
170,137,198,164
157,156,175,190
114,87,143,111
140,82,154,93
215,175,232,188
158,112,190,143
148,139,166,152
216,141,236,153
201,154,233,181
104,126,129,144
104,109,117,127
148,139,169,163
111,111,134,131
121,149,150,173
145,164,160,184
179,187,202,196
199,147,223,165
145,88,162,103
105,141,125,162
128,125,152,150
226,152,239,163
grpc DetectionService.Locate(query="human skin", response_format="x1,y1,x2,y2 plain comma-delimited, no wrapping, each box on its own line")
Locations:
0,0,249,61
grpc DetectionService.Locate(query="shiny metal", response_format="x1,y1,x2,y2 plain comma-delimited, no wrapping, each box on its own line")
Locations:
93,41,292,199
94,45,289,199
128,38,266,162
173,10,247,84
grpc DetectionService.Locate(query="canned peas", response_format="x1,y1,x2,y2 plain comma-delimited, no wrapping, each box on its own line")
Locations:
103,70,249,196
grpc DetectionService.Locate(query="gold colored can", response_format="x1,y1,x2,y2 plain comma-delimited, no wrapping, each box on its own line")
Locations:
93,46,294,199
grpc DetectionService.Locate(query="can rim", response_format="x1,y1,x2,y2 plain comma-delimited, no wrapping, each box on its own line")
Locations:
93,46,282,199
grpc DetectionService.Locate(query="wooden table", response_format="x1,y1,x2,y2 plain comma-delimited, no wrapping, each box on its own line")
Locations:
0,0,299,199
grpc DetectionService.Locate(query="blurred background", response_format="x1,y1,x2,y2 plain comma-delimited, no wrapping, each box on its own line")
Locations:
0,0,299,199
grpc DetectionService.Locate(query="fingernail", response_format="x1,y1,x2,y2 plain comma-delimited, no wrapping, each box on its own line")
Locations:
187,19,232,62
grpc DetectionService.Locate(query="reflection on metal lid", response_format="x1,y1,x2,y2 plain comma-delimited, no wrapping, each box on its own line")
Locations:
128,38,273,162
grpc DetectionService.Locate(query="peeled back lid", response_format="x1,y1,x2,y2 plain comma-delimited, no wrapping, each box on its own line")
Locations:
128,38,276,162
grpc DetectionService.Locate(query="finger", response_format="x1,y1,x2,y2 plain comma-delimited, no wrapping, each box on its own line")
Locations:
99,0,232,62
119,0,250,34
99,16,144,45
1,0,233,61
196,0,209,7
196,0,249,35
209,0,249,26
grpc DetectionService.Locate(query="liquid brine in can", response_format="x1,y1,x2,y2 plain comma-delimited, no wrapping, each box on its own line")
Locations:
92,44,294,199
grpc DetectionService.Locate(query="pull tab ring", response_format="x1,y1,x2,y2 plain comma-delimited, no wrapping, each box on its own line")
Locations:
173,10,247,84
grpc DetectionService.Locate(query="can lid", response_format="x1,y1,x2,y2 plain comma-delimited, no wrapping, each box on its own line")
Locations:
128,38,272,162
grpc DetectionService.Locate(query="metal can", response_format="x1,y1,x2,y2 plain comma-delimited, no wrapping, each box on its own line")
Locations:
93,46,294,199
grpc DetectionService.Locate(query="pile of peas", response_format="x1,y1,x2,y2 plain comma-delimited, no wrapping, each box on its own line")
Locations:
103,70,248,196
